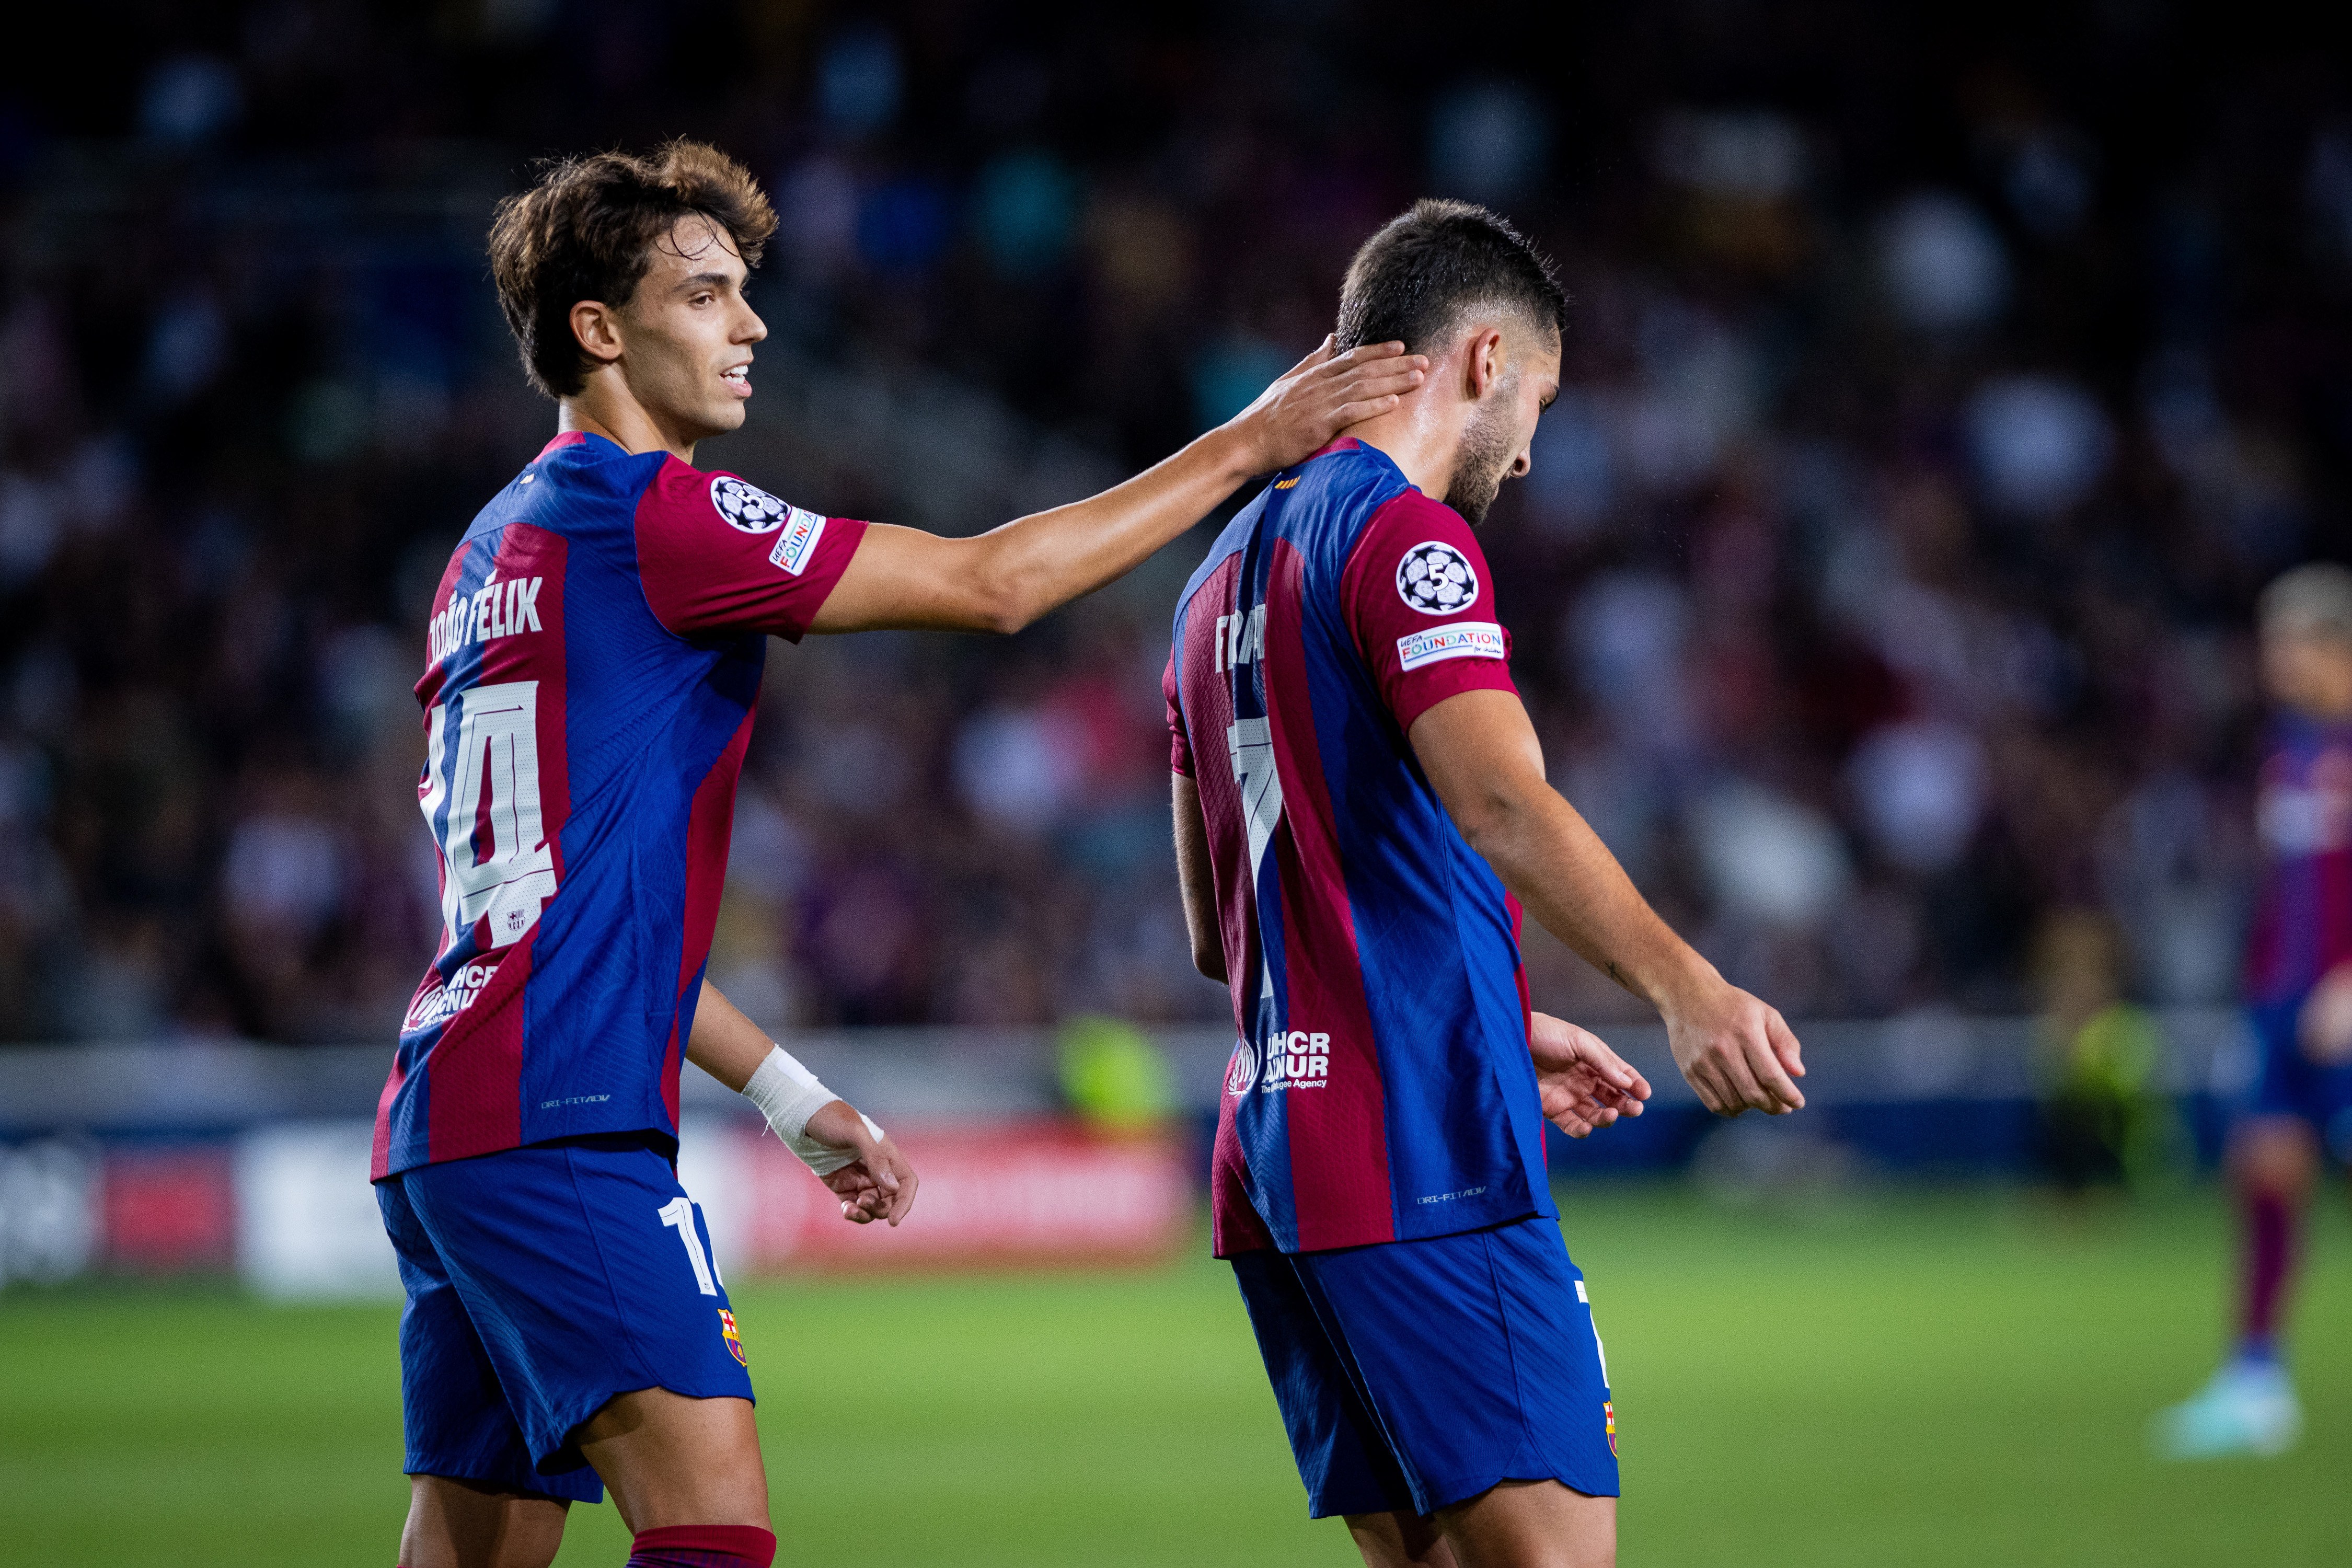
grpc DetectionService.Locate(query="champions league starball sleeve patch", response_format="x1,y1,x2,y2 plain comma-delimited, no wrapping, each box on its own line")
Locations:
708,475,791,533
1341,493,1519,733
635,456,866,639
1396,540,1480,614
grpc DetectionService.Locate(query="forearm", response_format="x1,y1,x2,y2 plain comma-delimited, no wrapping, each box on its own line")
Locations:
810,340,1423,636
685,979,776,1093
1468,789,1716,1012
1411,691,1713,1014
970,425,1260,632
1171,774,1228,982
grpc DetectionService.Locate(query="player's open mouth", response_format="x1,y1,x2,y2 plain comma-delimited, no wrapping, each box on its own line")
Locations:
721,362,752,396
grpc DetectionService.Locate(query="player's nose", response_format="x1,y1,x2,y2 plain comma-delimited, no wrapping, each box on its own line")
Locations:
739,307,768,343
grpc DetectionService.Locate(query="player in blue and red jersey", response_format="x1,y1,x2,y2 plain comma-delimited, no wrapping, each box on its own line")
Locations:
2157,564,2352,1459
377,142,1423,1568
1167,201,1805,1567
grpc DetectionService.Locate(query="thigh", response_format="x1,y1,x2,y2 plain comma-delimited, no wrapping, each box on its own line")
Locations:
378,1175,603,1505
400,1474,570,1568
2232,1115,2320,1195
576,1386,769,1535
402,1138,755,1481
1438,1479,1616,1568
1232,1251,1415,1519
1345,1508,1459,1568
2246,1000,2326,1131
1299,1220,1619,1515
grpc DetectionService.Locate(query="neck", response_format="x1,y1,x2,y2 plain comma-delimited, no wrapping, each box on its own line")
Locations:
559,373,698,464
1339,395,1466,504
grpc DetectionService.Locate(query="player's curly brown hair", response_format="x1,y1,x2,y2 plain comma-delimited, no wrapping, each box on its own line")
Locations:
488,140,778,400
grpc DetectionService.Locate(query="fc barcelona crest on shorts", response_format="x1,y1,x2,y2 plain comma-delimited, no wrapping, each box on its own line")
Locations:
718,1308,747,1366
1604,1400,1617,1457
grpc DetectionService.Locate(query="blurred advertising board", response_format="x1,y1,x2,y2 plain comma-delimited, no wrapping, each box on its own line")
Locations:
0,1112,1192,1298
731,1119,1192,1271
0,1012,2256,1296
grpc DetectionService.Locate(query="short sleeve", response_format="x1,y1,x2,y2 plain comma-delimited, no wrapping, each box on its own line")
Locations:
1338,489,1518,733
633,458,868,642
1163,646,1194,777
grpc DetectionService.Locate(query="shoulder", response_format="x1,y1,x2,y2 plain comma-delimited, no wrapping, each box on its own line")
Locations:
1177,495,1266,614
501,432,669,533
1296,437,1412,511
638,455,821,544
1341,488,1484,614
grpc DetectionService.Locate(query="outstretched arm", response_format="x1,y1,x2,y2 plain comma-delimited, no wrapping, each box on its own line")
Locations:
809,339,1424,635
1409,689,1806,1117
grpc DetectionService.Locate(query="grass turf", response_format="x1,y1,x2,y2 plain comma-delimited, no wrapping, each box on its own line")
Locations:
1,1185,2348,1566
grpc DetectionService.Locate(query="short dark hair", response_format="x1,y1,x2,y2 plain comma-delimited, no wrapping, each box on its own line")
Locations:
488,140,778,399
1334,199,1566,358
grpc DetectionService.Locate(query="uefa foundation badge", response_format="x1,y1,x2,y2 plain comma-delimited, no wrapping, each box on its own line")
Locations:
718,1308,747,1366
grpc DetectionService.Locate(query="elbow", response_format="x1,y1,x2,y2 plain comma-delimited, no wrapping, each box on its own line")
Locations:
977,593,1033,636
966,549,1042,635
1191,946,1228,983
1451,790,1526,863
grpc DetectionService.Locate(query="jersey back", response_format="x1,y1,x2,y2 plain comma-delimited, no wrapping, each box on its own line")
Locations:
373,431,863,1179
2246,713,2352,1005
1166,437,1552,1255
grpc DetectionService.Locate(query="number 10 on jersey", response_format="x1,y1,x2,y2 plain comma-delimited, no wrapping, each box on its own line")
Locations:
420,679,559,950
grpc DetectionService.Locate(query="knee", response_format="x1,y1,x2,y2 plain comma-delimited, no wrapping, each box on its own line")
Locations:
2233,1125,2318,1196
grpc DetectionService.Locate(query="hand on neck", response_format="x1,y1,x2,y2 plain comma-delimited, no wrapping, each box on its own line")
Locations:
1339,335,1479,502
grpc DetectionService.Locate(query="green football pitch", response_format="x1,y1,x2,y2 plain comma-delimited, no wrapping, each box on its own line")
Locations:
4,1185,2350,1566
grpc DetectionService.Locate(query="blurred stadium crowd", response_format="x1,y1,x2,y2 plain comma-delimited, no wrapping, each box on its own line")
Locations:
0,2,2344,1044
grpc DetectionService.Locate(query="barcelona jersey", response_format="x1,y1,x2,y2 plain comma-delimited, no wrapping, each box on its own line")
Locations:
1165,437,1549,1255
2245,712,2352,1006
372,430,864,1179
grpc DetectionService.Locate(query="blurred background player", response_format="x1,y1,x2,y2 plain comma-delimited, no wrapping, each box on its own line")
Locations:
1167,200,1802,1568
382,141,1422,1568
2156,563,2352,1460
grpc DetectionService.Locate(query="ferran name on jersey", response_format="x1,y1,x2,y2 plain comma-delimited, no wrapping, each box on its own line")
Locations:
1397,620,1506,673
1215,605,1268,673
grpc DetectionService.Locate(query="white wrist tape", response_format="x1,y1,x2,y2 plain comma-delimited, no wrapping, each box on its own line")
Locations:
742,1044,885,1177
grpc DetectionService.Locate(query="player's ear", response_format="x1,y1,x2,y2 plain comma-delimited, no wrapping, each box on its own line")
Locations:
570,299,625,369
1465,327,1505,400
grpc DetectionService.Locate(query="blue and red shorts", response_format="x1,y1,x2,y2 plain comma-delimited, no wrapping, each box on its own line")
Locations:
1231,1215,1618,1519
2245,997,2352,1160
375,1132,755,1503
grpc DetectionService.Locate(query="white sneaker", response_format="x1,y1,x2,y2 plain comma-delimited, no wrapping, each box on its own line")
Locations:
2152,1358,2303,1459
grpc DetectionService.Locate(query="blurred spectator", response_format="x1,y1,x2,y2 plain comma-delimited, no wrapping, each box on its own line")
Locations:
2034,910,2183,1192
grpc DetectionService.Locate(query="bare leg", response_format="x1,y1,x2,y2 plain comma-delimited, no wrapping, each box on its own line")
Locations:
1435,1479,1615,1568
399,1475,569,1568
575,1388,771,1534
1346,1509,1462,1567
2230,1117,2319,1352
